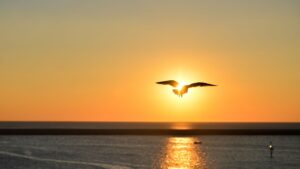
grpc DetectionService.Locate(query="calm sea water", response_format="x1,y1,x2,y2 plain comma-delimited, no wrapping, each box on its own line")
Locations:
0,135,299,169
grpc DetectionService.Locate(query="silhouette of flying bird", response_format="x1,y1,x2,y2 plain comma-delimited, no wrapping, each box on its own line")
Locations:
156,80,216,97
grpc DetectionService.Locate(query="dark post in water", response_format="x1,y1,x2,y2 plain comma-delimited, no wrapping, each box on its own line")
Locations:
269,141,274,158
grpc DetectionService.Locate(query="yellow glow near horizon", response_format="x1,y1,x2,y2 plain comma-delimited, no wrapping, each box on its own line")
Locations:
154,72,209,121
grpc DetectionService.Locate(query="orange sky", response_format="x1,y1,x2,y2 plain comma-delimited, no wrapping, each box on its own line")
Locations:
0,1,300,122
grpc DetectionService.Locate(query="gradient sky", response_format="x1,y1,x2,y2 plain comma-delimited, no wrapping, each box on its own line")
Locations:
1,0,300,122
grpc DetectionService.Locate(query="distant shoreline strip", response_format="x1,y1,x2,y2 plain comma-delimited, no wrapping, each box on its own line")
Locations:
1,129,300,135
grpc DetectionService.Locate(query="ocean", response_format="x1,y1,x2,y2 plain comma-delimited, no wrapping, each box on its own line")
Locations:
0,135,299,169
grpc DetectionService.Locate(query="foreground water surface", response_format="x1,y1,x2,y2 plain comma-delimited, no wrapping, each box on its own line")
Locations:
0,135,299,169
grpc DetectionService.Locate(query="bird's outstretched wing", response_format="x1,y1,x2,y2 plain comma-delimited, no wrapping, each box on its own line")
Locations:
156,80,179,87
188,82,216,88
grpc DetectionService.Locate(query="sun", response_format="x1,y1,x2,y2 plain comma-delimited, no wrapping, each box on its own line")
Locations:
176,81,188,91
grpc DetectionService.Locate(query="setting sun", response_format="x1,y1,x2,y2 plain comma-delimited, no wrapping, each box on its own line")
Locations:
175,82,187,91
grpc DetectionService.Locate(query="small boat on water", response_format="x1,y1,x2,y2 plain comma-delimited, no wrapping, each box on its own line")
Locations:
194,141,202,144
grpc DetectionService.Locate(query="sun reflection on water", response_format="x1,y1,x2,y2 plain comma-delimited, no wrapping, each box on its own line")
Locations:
157,137,206,169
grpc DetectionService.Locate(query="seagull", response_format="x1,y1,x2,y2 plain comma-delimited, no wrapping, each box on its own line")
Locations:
156,80,216,97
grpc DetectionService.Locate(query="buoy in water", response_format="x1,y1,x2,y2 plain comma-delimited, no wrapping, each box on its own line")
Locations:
269,141,274,158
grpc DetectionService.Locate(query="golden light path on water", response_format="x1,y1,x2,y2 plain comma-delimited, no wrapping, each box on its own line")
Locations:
158,137,206,169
